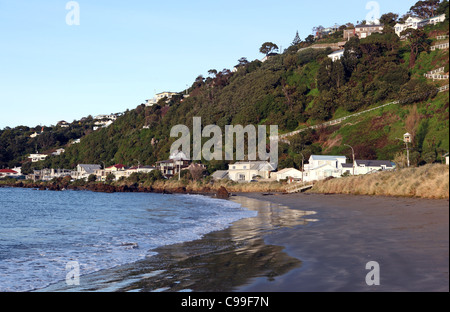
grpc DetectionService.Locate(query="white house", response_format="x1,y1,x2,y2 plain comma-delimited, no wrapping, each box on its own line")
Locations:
0,169,20,178
228,161,275,182
145,92,179,106
354,24,384,39
29,153,48,162
303,155,347,182
274,168,303,182
341,160,394,175
75,164,102,180
394,14,446,37
328,49,345,62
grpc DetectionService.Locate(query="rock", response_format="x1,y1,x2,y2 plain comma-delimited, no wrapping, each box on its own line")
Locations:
216,186,229,199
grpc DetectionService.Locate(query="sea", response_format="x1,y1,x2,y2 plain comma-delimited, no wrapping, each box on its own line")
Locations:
0,187,257,292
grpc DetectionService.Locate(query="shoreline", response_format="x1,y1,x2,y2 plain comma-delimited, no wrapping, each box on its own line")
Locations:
35,194,315,292
35,190,449,292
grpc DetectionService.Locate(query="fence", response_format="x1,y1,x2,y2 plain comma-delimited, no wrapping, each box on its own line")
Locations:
431,42,449,51
276,85,449,142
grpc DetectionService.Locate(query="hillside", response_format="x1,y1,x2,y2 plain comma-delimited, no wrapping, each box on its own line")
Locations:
2,2,449,175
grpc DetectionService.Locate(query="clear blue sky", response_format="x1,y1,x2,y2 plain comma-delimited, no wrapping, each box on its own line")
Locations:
0,0,418,128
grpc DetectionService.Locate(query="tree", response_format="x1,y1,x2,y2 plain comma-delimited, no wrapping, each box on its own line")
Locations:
304,34,315,44
408,0,441,19
259,42,279,56
401,28,431,68
208,69,217,78
291,31,302,46
436,0,449,19
379,12,399,27
88,174,97,182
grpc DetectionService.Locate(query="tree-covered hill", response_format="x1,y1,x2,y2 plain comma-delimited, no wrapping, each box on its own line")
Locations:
3,0,449,175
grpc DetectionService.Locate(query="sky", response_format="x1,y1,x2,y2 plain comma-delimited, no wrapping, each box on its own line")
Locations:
0,0,418,129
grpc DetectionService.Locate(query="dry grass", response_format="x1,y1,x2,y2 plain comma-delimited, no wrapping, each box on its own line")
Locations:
144,179,287,193
311,164,449,199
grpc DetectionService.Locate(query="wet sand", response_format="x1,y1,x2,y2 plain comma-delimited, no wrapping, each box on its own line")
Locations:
237,193,449,292
38,193,448,292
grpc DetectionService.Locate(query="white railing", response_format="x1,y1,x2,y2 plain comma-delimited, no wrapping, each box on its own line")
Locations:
277,85,449,142
431,42,449,51
436,35,449,40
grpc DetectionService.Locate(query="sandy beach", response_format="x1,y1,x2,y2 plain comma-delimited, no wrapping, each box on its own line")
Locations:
237,193,449,292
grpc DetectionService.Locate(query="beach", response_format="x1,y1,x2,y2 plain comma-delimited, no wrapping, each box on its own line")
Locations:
36,191,449,292
237,193,449,292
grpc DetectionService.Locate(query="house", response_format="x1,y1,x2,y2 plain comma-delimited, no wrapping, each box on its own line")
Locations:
227,161,275,182
156,150,191,178
354,24,384,39
51,148,65,156
28,153,48,162
0,169,20,178
28,168,72,181
341,160,394,175
261,52,279,63
328,49,345,62
75,164,101,180
145,92,179,106
303,155,347,182
57,121,70,128
394,14,446,37
273,168,303,182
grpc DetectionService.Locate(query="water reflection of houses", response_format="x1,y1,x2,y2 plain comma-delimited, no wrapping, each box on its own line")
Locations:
228,197,318,242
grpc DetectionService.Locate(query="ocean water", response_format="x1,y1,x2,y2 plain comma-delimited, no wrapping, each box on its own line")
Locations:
0,187,257,292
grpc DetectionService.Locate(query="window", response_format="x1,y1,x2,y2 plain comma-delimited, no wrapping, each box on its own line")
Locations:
243,166,247,169
232,166,236,170
239,174,246,181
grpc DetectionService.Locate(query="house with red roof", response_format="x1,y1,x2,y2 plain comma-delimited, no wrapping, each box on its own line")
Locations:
0,169,20,178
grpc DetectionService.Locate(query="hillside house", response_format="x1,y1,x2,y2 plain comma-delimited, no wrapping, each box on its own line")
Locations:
328,49,345,62
28,153,48,162
145,92,179,106
354,24,384,39
227,161,275,182
394,14,446,37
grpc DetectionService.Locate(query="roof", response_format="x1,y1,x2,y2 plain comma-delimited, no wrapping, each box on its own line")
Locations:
355,160,393,167
276,168,302,175
211,170,229,180
78,164,101,173
310,155,347,161
231,161,275,171
0,169,18,174
329,49,345,55
355,24,384,28
106,164,126,169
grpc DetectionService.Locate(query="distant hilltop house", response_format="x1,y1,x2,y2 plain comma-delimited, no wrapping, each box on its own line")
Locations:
145,92,179,107
260,52,279,63
93,114,118,131
57,120,70,128
343,23,384,40
394,14,446,37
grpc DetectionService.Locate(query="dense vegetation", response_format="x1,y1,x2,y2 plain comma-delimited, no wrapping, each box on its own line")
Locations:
1,0,449,175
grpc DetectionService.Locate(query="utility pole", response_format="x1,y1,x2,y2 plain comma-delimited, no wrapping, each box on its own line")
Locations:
404,133,412,167
344,144,355,175
300,152,305,185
